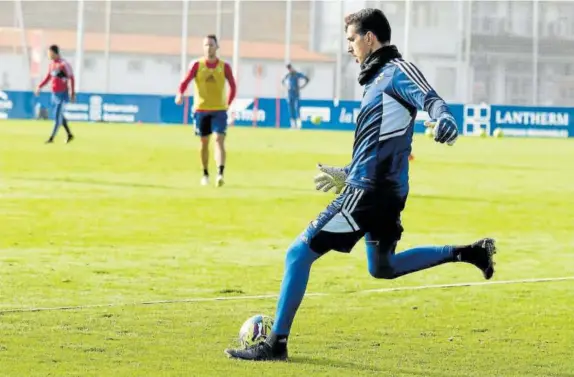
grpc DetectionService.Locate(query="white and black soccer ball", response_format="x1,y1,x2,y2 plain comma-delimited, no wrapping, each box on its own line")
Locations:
238,314,274,349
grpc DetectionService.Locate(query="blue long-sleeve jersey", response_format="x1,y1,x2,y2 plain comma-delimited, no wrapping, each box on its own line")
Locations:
344,58,453,194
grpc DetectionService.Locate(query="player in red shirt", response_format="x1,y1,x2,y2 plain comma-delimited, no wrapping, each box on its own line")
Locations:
34,45,75,144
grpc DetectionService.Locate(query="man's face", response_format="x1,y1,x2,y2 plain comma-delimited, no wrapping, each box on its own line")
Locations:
346,24,371,65
48,49,57,60
203,37,218,59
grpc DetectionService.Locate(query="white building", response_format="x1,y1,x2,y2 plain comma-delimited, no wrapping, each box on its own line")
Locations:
1,0,573,105
0,29,335,99
311,0,574,106
0,1,334,99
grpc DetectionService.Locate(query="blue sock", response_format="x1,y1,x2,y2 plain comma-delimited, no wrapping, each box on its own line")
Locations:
272,238,321,336
50,102,63,139
366,234,454,279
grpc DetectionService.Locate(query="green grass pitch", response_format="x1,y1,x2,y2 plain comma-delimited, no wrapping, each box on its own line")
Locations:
1,120,573,377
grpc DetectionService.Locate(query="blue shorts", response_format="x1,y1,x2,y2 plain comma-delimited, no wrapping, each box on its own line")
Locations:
194,110,228,137
300,185,407,255
51,91,69,105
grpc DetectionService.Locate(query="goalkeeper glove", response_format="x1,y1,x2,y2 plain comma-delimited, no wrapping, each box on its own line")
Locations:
314,163,347,194
425,114,459,145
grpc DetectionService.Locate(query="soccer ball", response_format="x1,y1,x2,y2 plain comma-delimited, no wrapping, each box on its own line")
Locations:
238,314,274,348
478,127,488,138
493,127,504,138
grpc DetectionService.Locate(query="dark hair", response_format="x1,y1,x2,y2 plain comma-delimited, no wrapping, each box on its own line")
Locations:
286,63,292,69
49,44,60,55
206,34,218,45
344,8,391,43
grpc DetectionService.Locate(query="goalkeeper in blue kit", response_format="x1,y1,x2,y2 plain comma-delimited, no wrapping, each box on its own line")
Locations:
225,8,497,361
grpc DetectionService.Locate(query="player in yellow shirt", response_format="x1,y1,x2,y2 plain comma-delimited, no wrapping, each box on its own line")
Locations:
176,34,237,187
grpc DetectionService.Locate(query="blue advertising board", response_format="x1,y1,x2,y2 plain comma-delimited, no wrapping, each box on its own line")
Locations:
1,90,572,137
0,90,162,124
463,103,573,138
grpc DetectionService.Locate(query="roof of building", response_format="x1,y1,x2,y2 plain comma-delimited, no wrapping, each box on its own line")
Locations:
0,28,334,63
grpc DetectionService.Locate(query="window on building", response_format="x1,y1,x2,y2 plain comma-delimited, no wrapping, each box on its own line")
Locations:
413,2,440,29
508,1,533,37
542,2,574,38
472,65,492,103
506,75,532,105
472,1,499,34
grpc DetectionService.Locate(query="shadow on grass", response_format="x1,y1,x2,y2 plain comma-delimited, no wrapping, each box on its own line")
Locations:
291,355,461,376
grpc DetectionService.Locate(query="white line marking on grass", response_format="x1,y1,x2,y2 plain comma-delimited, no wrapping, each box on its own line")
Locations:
358,276,574,293
1,276,573,314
